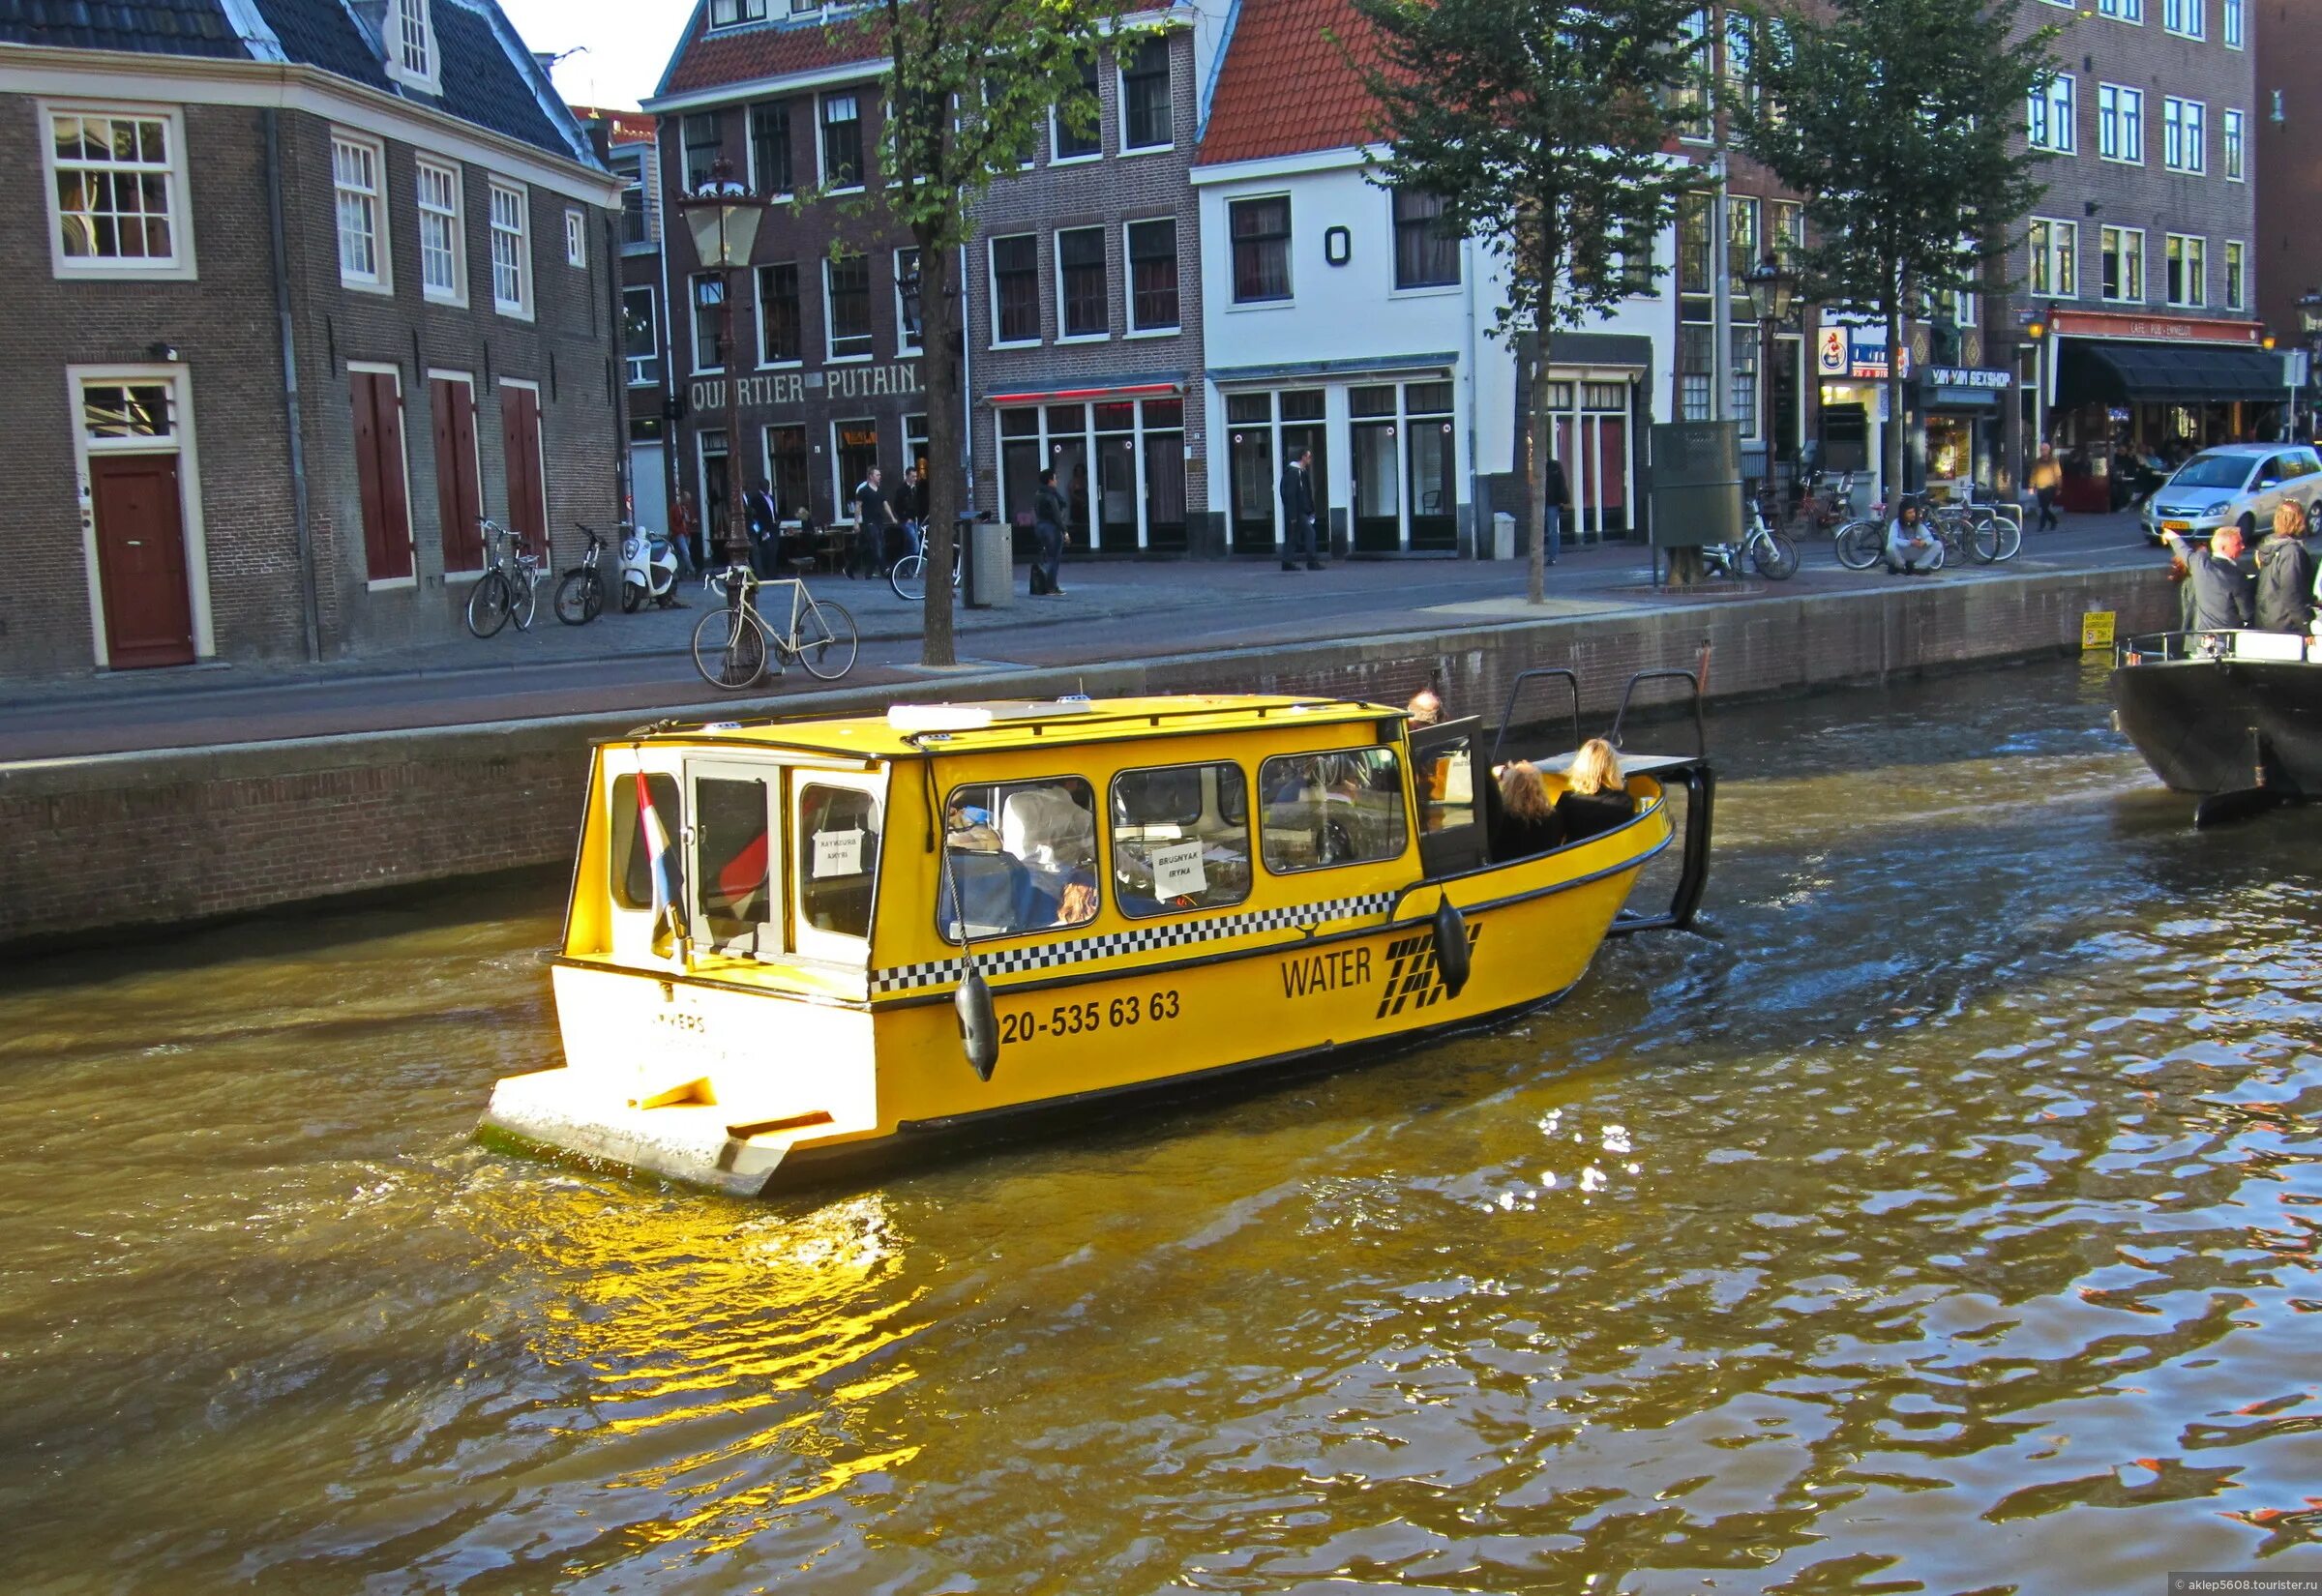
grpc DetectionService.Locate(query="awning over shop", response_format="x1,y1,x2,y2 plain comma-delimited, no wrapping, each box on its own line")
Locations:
2059,340,2290,406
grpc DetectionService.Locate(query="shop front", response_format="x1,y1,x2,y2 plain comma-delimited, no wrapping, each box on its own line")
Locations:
1815,322,1907,502
2045,309,2290,514
987,382,1192,558
1914,365,2012,501
684,362,929,544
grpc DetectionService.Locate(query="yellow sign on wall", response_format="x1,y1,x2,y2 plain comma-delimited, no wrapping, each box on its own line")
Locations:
2081,610,2117,650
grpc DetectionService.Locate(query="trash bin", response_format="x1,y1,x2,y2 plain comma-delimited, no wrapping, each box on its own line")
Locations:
1492,512,1515,562
963,517,1013,610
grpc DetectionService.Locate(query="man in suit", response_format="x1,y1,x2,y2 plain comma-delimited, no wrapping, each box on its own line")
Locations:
1280,448,1322,572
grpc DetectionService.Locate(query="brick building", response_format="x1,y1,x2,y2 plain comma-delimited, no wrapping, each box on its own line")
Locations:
0,0,624,677
2253,0,2322,425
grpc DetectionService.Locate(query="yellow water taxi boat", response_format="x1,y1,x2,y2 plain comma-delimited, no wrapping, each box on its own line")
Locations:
483,674,1713,1194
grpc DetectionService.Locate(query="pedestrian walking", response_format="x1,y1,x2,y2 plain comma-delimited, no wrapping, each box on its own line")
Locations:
1031,467,1068,596
744,482,782,578
2029,443,2062,534
673,488,703,572
1279,448,1322,571
1542,453,1570,564
900,461,930,558
2255,501,2316,634
849,467,897,580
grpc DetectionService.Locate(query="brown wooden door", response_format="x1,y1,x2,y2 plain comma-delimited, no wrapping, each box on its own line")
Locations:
500,384,546,558
90,454,195,668
431,377,484,571
349,370,414,581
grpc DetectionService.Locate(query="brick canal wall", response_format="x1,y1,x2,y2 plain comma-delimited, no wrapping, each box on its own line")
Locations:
0,565,2178,946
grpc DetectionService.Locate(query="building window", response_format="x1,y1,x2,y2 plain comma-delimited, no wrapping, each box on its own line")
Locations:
820,93,862,190
2164,0,2204,39
2165,233,2204,308
764,423,810,520
46,106,191,276
392,0,437,87
2098,84,2143,163
750,101,791,194
683,112,723,191
2099,225,2144,302
333,133,385,288
2098,0,2143,17
757,262,800,363
894,246,922,352
1617,218,1657,295
826,251,872,358
1769,199,1801,266
2223,108,2245,181
2225,240,2245,310
1057,226,1108,339
693,272,726,370
1126,218,1178,332
611,150,648,246
1054,57,1102,160
1678,191,1712,293
623,285,660,385
1392,188,1460,289
416,158,463,302
564,208,586,268
2224,0,2244,46
1230,195,1291,304
2163,98,2205,173
1671,8,1710,140
2030,218,2077,298
992,232,1039,342
2027,73,2074,154
489,179,530,315
81,382,173,439
1120,38,1171,150
709,0,768,26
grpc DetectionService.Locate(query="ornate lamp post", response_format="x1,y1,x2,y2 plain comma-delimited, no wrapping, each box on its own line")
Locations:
676,158,771,568
1742,251,1800,501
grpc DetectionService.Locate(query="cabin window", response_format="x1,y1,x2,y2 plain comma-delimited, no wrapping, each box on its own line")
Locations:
610,771,684,911
940,777,1099,939
694,772,776,954
1109,761,1253,917
1258,748,1410,873
797,783,881,943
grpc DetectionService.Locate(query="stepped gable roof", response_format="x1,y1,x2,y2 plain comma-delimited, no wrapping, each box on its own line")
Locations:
1,0,597,167
1198,0,1380,167
659,7,888,99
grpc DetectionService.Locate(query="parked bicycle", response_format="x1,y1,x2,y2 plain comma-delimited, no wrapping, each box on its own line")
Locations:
1701,488,1800,581
553,523,610,627
693,564,859,690
888,522,962,602
465,518,541,637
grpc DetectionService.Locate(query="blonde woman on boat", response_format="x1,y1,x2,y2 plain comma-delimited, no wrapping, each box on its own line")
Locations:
1555,738,1637,842
1493,761,1565,857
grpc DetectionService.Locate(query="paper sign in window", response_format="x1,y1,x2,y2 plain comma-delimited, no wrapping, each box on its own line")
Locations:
813,828,866,878
1149,839,1206,898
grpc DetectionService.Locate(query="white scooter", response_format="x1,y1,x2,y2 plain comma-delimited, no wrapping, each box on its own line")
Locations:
619,523,680,612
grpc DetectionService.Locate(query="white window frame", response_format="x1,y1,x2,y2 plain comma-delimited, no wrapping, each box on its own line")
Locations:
489,177,533,319
67,361,216,666
754,261,802,369
385,0,440,94
2223,108,2246,182
2028,73,2074,154
41,100,196,281
2163,97,2206,174
893,246,922,354
2098,0,2143,18
2165,233,2205,309
2164,0,2206,40
824,253,873,363
819,92,864,193
2224,0,2244,47
692,271,727,373
2225,240,2245,311
1054,224,1110,342
1116,37,1174,154
415,156,465,306
564,207,586,269
2099,225,2144,304
2098,83,2143,164
332,130,390,293
1123,217,1179,336
2030,217,2077,299
620,287,661,388
989,231,1041,348
708,0,770,27
346,360,419,591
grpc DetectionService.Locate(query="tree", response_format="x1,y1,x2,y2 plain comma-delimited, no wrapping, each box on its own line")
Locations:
1736,0,2058,507
832,0,1129,665
1352,0,1700,604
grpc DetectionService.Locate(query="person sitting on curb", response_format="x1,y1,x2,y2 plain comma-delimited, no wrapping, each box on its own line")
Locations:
2159,521,2254,632
1884,499,1938,576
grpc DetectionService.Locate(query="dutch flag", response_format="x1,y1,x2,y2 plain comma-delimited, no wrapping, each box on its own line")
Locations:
636,766,679,940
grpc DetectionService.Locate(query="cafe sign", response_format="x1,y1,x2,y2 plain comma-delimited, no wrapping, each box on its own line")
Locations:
688,361,921,415
1817,323,1911,380
1925,366,2010,390
2047,309,2268,345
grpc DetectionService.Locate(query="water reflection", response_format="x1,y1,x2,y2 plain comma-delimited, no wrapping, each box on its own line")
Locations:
1,661,2319,1591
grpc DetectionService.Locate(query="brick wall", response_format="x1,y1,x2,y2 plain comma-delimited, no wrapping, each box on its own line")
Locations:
0,565,2179,947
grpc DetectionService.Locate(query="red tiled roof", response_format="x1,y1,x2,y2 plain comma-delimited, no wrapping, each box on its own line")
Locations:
1198,0,1381,166
661,11,888,98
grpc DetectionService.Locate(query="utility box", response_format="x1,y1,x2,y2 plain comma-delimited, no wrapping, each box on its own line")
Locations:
1492,512,1515,561
1647,422,1743,548
963,517,1013,609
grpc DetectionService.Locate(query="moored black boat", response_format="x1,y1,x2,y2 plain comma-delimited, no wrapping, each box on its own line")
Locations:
2110,630,2322,825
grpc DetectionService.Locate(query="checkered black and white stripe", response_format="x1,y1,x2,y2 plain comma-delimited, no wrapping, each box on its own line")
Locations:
871,890,1400,994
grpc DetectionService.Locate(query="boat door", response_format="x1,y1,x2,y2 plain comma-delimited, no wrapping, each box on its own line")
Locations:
789,767,886,964
1410,717,1488,876
603,750,687,968
687,756,781,961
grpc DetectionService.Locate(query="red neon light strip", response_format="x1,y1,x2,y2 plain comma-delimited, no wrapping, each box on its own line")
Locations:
986,382,1181,404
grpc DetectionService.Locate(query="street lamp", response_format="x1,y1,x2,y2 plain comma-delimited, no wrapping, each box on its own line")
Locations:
675,158,771,567
1742,252,1800,503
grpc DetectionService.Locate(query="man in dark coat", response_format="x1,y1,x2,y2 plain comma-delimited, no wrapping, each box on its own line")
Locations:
1279,449,1321,572
2161,523,2254,631
1542,454,1571,565
2254,504,2316,634
1031,467,1068,595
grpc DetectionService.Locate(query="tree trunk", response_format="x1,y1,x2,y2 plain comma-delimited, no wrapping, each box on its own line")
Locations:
1523,328,1548,605
919,233,957,667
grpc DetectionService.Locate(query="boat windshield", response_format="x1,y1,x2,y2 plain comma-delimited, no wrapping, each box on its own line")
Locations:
2170,453,2255,489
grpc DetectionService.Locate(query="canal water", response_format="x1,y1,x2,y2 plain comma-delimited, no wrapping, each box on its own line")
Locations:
2,660,2317,1595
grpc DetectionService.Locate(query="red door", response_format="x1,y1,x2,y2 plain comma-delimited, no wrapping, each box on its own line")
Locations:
90,455,195,669
349,370,414,581
500,384,547,558
1596,418,1628,525
431,378,484,572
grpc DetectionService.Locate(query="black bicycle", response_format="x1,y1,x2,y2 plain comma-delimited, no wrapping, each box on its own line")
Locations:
553,524,610,626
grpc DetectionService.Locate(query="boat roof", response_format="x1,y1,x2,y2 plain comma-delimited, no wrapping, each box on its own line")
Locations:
621,695,1403,760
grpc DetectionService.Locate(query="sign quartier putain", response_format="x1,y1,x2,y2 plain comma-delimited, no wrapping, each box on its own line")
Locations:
687,363,922,415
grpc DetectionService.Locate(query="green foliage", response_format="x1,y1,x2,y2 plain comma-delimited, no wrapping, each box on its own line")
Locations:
1350,0,1703,341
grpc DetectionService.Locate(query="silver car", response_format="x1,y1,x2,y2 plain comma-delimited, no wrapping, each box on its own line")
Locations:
2140,443,2322,544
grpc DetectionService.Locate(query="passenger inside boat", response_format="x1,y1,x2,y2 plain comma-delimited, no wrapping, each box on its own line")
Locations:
942,778,1101,937
1110,762,1253,916
1493,762,1566,857
1260,748,1409,870
1555,739,1639,842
